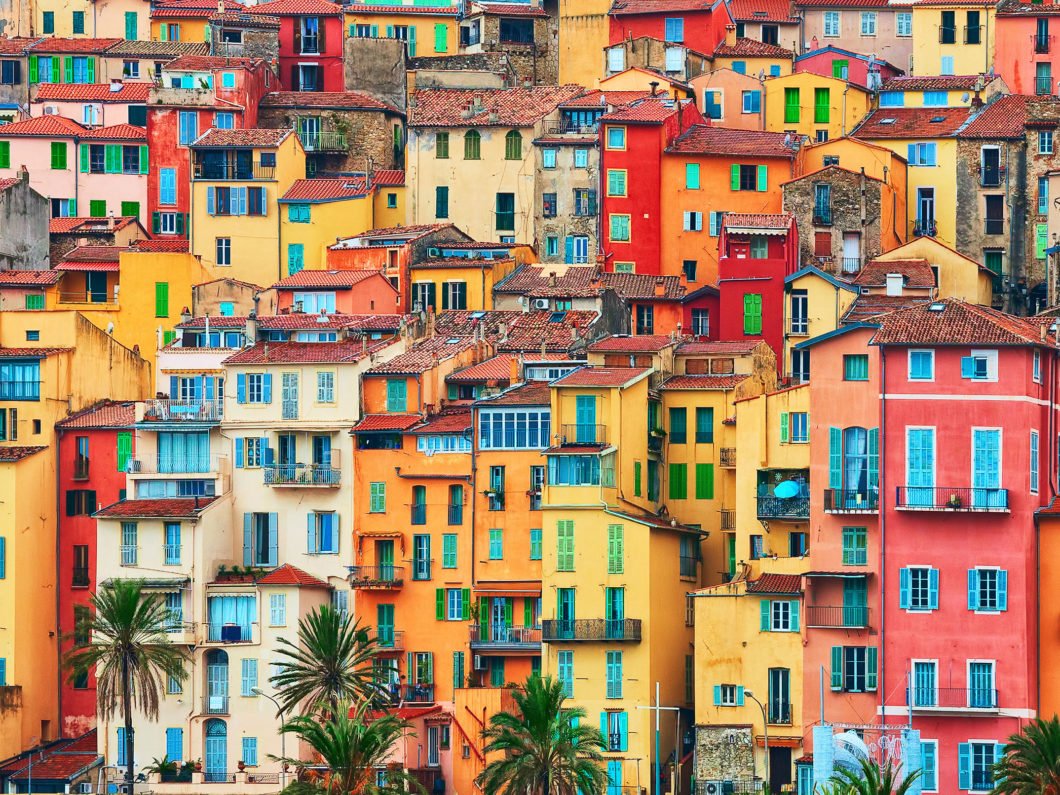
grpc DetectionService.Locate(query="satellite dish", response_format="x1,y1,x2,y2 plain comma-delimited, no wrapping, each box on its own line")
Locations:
961,92,970,102
783,133,791,146
773,480,800,498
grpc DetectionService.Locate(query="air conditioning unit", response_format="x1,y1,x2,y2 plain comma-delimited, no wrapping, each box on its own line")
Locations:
532,298,550,310
220,623,242,642
43,106,57,115
79,782,93,793
204,481,216,496
473,655,487,671
700,782,725,795
126,459,142,473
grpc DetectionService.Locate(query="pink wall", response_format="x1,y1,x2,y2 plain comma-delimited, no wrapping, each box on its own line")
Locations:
274,273,400,313
995,14,1057,95
608,6,732,56
690,69,765,130
794,47,903,90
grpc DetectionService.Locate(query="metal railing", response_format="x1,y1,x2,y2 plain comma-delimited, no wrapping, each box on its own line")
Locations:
376,630,404,651
163,545,182,564
193,162,275,181
895,486,1008,511
73,457,90,480
264,464,340,486
1036,33,1054,53
410,503,426,525
842,257,861,273
545,121,599,135
823,489,879,512
400,684,434,703
768,704,793,725
720,448,736,467
938,26,956,43
120,545,138,566
695,781,763,794
164,620,195,634
913,219,937,237
204,623,256,643
297,130,347,152
470,625,542,647
281,399,298,420
680,556,698,577
57,291,116,306
1039,76,1055,95
72,566,90,587
0,381,40,400
964,24,982,44
985,217,1004,235
905,686,998,709
813,211,831,226
541,618,642,642
202,695,229,715
448,504,463,525
756,495,810,519
720,509,735,530
805,605,869,628
560,423,608,445
349,565,404,588
142,398,223,423
127,455,216,475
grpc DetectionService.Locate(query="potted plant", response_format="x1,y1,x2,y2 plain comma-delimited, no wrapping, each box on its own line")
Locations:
237,761,246,772
947,493,963,508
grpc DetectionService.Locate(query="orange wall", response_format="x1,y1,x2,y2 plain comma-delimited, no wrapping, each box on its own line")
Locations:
275,274,400,314
1041,514,1060,718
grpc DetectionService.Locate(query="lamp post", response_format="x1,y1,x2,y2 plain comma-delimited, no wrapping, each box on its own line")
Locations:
252,688,286,790
743,689,769,792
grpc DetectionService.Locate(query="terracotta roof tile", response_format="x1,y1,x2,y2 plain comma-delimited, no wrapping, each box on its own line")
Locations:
852,258,935,289
610,0,715,13
476,380,552,406
345,313,408,331
0,446,47,461
998,0,1060,14
209,10,281,25
728,0,800,22
152,0,245,15
94,497,217,518
667,124,797,157
280,178,369,202
26,37,121,53
560,89,651,108
224,338,395,364
50,216,138,234
193,127,291,147
178,315,250,329
260,91,400,112
373,169,405,186
448,354,515,382
494,310,602,352
678,340,762,354
959,94,1033,139
57,402,136,429
854,107,972,139
0,178,18,192
257,312,402,330
0,347,71,357
129,239,190,253
841,293,932,323
0,115,87,138
495,264,601,297
271,269,381,289
598,272,684,301
0,37,42,55
80,123,147,141
347,3,459,13
552,366,649,387
248,0,343,15
334,224,447,245
597,96,691,123
256,563,329,587
880,74,983,91
351,413,421,431
33,82,152,102
366,336,475,373
747,573,802,594
714,37,794,58
62,245,123,263
104,40,210,56
409,86,584,127
165,54,266,71
413,409,472,434
588,334,675,352
795,0,887,6
470,1,551,16
0,269,61,287
871,298,1051,346
660,374,747,389
723,212,795,230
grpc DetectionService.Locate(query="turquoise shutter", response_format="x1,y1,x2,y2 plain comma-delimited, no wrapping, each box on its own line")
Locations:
998,570,1008,611
236,373,246,403
790,600,799,631
830,646,842,690
307,513,316,553
165,728,183,762
928,569,939,609
868,428,879,489
0,537,5,579
600,711,607,739
757,164,767,191
899,568,910,608
866,647,878,690
235,438,244,467
713,685,721,705
829,427,842,488
958,743,971,790
267,513,278,565
618,712,628,751
207,186,215,215
736,686,745,706
262,373,272,402
968,569,979,610
242,512,252,565
760,599,770,631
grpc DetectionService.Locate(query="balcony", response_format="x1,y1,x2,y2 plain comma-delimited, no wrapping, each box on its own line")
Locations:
1036,34,1054,53
648,433,663,453
813,212,831,226
400,684,434,703
904,686,999,712
913,219,937,238
841,257,861,274
411,503,426,525
203,623,257,644
201,695,229,715
0,380,40,401
126,455,221,475
541,618,642,643
193,162,275,181
756,495,810,520
559,423,608,445
823,489,879,513
469,625,542,650
448,504,463,525
768,704,793,725
1039,76,1054,95
787,318,809,337
720,448,736,468
264,464,340,487
375,630,405,652
141,398,223,424
985,217,1004,235
894,486,1008,512
349,565,404,589
73,456,89,480
938,26,956,43
297,130,347,152
720,509,735,530
545,121,599,135
805,605,870,628
120,546,139,566
164,621,196,644
964,24,982,44
57,291,118,307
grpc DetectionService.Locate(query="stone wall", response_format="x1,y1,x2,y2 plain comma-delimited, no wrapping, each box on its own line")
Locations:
344,37,408,111
210,23,280,63
479,14,558,86
258,106,404,172
534,139,599,262
0,174,51,269
695,725,757,783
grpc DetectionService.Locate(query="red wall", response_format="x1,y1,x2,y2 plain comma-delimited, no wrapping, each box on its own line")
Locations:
995,16,1055,96
681,290,720,339
58,424,131,737
608,7,731,55
794,48,902,90
276,15,345,92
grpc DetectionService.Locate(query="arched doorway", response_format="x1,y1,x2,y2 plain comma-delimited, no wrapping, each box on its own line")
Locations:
205,649,229,715
204,719,227,782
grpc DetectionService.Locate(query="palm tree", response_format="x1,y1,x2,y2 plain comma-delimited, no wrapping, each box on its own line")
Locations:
270,606,383,716
477,675,608,795
993,715,1060,794
63,579,189,783
275,701,421,795
820,758,922,795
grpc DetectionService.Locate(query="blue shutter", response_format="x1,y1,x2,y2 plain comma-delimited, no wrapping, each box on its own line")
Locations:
0,537,5,579
790,600,800,631
928,569,939,610
736,686,745,706
307,513,316,554
998,569,1008,611
899,568,910,609
0,658,5,685
713,685,721,705
564,236,574,263
829,427,842,488
262,373,272,403
169,375,178,398
618,712,628,751
968,569,979,610
958,743,971,790
235,438,244,468
961,356,974,378
600,711,607,741
268,513,278,566
117,728,127,766
203,376,215,400
166,728,183,762
237,373,246,403
243,512,252,566
760,599,770,631
207,186,215,215
868,428,879,489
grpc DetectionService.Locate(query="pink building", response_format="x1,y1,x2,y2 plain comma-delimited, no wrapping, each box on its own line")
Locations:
0,116,148,224
269,269,401,315
995,2,1060,96
690,68,766,129
30,81,151,127
794,45,903,90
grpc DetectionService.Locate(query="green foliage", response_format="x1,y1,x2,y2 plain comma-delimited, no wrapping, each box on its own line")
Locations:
992,715,1060,795
819,758,921,795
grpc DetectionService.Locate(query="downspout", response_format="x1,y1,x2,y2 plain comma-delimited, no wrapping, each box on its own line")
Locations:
842,84,848,136
54,426,63,736
74,135,80,215
470,404,478,589
879,345,887,728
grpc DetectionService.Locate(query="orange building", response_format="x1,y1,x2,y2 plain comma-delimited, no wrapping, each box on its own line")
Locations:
269,270,401,315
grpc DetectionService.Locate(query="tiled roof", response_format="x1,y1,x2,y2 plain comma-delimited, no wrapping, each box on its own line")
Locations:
178,315,250,329
728,0,800,22
152,0,245,15
747,573,802,594
193,128,291,147
50,216,138,234
600,272,685,300
714,37,794,58
958,94,1031,139
224,338,393,364
667,124,797,157
82,123,147,141
796,0,888,6
605,507,702,531
0,115,87,138
260,91,400,113
588,334,675,352
373,169,406,186
57,402,136,429
476,381,552,406
495,311,602,352
62,245,123,263
560,89,651,108
494,264,600,297
366,336,475,374
256,563,329,587
852,258,935,289
94,497,217,518
552,366,649,387
413,409,472,434
409,86,585,127
610,0,715,13
723,212,795,230
209,10,282,25
998,0,1060,14
248,0,343,15
597,97,689,123
345,313,408,331
343,223,448,241
853,107,972,139
347,2,459,13
0,347,71,357
871,298,1051,346
781,163,884,185
280,178,369,202
4,731,101,782
0,446,47,462
0,269,61,287
660,374,747,389
165,54,265,71
257,312,391,330
33,82,152,102
351,413,421,432
103,40,209,56
448,354,515,382
841,293,931,324
0,37,42,55
470,1,551,16
678,340,762,354
26,37,120,53
271,269,380,289
0,178,18,192
129,239,190,253
879,74,983,91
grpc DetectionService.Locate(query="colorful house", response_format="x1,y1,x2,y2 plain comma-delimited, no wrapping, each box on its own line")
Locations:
910,0,996,76
781,265,859,379
762,72,872,142
601,36,712,86
0,39,38,124
797,0,914,75
729,0,800,50
691,68,767,129
878,74,1006,108
269,269,400,314
25,38,119,84
372,169,406,229
793,45,903,90
712,31,794,79
150,0,250,43
873,236,995,305
608,0,732,61
30,81,151,127
278,178,376,274
343,3,460,57
995,1,1060,96
101,40,212,84
247,0,346,92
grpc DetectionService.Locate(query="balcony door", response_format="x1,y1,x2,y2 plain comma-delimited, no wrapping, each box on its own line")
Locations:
768,667,790,723
298,116,320,150
490,598,509,642
575,395,596,443
376,540,394,581
906,428,935,507
842,232,861,273
87,272,108,303
917,188,935,230
203,719,227,782
557,588,575,638
281,373,299,421
972,429,1002,507
605,587,624,639
843,427,868,504
206,649,228,713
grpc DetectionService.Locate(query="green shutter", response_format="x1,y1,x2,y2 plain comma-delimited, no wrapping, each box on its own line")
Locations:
435,588,444,620
434,23,447,52
86,57,95,83
757,164,767,192
668,463,687,499
461,588,470,620
1038,223,1049,258
780,412,789,443
695,464,714,499
730,163,740,190
155,282,169,318
760,599,770,631
828,427,842,488
607,524,623,573
830,646,843,690
814,87,830,123
64,56,73,83
866,647,878,690
116,432,132,471
784,87,800,123
634,461,642,496
79,143,88,173
28,55,37,83
139,145,148,174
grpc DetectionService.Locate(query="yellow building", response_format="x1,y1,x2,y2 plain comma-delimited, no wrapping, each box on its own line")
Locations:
598,67,694,99
541,366,702,795
783,266,859,380
343,5,460,57
279,179,376,275
874,236,995,305
0,310,151,759
853,106,970,249
712,32,794,78
32,0,146,39
189,128,306,284
372,171,406,229
558,0,611,86
763,72,870,141
910,0,995,76
407,257,518,313
877,74,1007,108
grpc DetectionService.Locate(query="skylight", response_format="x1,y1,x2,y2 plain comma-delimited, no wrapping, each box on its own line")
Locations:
879,118,896,125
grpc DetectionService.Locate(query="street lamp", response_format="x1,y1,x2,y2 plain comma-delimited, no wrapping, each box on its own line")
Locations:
252,688,287,790
742,689,769,791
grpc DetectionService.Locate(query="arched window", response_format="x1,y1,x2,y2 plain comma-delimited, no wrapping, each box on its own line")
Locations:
464,130,481,160
505,129,522,160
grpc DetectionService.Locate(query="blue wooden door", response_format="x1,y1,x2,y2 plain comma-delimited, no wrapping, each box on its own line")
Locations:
575,395,596,443
972,429,1001,507
204,720,227,782
906,428,934,507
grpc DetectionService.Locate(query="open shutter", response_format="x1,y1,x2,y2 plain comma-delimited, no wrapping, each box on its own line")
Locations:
757,164,767,191
207,186,215,215
968,569,979,610
462,589,470,620
243,512,252,565
899,568,910,609
236,373,246,403
29,55,37,83
64,56,73,83
868,428,879,489
730,164,739,190
907,143,916,165
790,600,800,631
262,373,272,403
306,513,316,554
713,685,721,705
139,144,148,174
618,712,628,751
87,57,95,82
79,143,89,173
780,412,789,443
268,513,278,566
435,589,444,620
760,599,770,631
235,438,244,468
998,569,1008,611
928,569,939,609
736,686,745,706
958,743,971,790
829,427,842,488
830,646,843,690
407,24,415,56
866,646,878,690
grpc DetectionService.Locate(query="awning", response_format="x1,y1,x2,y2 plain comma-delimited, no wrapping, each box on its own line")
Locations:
756,736,802,748
805,571,872,578
100,577,189,589
55,261,119,272
473,589,541,597
357,531,404,539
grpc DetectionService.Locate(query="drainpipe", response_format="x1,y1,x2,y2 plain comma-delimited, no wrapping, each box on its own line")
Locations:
54,426,64,736
470,403,478,590
841,84,848,136
879,346,888,729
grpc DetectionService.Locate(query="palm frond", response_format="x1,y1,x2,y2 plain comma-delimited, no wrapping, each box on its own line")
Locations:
994,716,1060,795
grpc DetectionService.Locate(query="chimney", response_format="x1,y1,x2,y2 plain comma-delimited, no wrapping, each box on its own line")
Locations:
548,271,557,287
971,89,984,110
886,272,904,296
725,24,737,47
509,354,522,384
245,310,258,343
649,80,659,96
18,165,28,182
181,306,192,324
654,278,666,297
498,321,508,342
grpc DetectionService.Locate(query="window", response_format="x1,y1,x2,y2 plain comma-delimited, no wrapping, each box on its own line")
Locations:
606,126,625,149
733,163,766,191
606,524,623,573
860,11,876,34
695,464,714,500
609,214,631,242
308,512,338,554
749,235,768,259
909,350,934,381
788,412,808,443
761,599,800,632
574,148,588,168
824,10,839,36
542,192,557,217
433,131,449,159
813,183,831,224
968,567,1007,612
668,463,688,500
907,142,938,167
288,203,311,223
880,91,904,107
504,130,522,160
961,350,997,381
605,651,623,698
488,528,503,559
268,593,286,626
896,11,912,35
961,742,1000,791
921,741,937,791
241,737,258,767
495,192,515,231
1040,177,1050,215
42,10,54,32
1042,130,1054,154
695,407,713,443
607,169,627,196
814,87,830,123
478,409,551,450
899,566,939,610
556,520,574,571
178,111,198,146
464,130,480,159
743,294,762,335
573,188,596,216
830,646,878,692
316,371,334,404
984,195,1004,235
669,407,687,444
664,16,684,41
558,650,573,696
683,211,702,231
784,87,800,123
843,354,869,381
607,45,625,72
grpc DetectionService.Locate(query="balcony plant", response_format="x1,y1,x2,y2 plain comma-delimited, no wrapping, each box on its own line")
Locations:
947,493,963,509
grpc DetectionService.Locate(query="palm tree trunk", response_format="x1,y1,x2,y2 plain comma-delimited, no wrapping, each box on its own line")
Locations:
123,656,134,785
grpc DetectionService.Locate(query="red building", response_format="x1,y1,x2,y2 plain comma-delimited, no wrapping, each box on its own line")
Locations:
145,55,273,237
598,96,704,275
249,0,345,92
608,0,731,57
716,212,797,363
55,402,135,738
793,45,902,90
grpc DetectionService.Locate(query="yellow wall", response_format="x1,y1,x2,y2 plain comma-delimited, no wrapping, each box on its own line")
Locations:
763,73,870,141
599,69,692,99
910,3,995,76
784,270,858,375
373,184,406,229
342,12,459,56
874,237,994,305
150,17,211,42
558,0,611,87
802,137,906,184
280,196,375,275
408,260,519,312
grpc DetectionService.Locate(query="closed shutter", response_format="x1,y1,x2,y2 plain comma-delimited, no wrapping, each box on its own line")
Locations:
155,282,169,317
116,431,132,472
695,464,714,499
830,646,843,690
730,163,739,190
434,23,447,52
